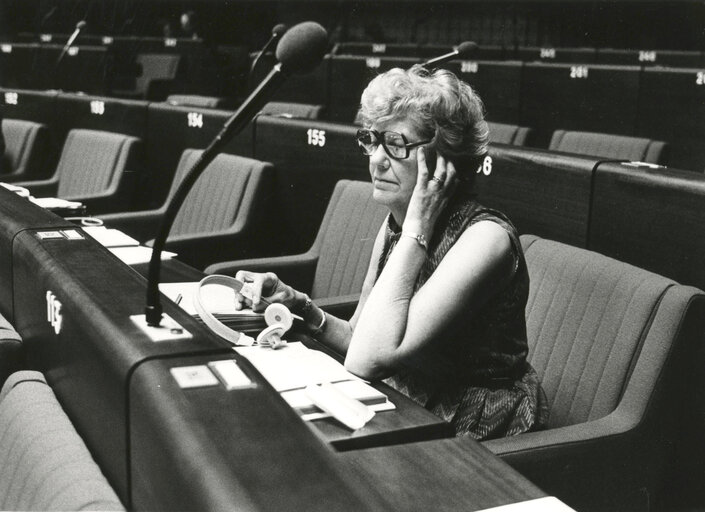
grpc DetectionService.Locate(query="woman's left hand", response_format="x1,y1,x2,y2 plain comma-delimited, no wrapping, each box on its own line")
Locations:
403,147,457,239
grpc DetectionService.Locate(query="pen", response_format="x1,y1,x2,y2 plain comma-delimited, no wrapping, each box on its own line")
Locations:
175,294,183,305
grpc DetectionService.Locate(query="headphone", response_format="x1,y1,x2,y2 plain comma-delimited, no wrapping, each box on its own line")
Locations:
193,275,296,349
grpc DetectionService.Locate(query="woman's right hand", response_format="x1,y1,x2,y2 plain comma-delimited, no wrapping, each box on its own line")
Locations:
233,270,299,312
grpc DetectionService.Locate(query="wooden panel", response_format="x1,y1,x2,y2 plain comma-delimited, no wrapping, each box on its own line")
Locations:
590,161,705,291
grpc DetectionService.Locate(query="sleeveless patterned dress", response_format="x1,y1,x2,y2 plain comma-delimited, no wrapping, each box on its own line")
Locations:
377,191,549,440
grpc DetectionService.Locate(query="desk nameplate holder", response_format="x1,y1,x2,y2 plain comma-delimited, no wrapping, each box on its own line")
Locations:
131,314,192,342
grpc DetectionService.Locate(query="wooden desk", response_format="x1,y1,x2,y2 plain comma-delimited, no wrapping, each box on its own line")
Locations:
341,437,549,511
132,257,454,451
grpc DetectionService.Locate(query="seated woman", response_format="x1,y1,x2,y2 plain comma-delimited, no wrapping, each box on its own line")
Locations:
235,65,548,440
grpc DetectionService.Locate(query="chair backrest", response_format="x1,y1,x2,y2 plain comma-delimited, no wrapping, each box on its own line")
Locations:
260,101,324,119
1,118,48,178
549,129,668,164
135,53,182,96
310,180,387,299
521,234,680,427
0,371,124,511
55,129,141,199
169,149,273,237
488,122,532,146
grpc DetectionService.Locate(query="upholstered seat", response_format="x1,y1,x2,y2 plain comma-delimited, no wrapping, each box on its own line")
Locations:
0,119,50,181
100,149,273,269
549,129,668,164
482,235,705,511
0,371,124,511
206,179,387,317
11,128,142,214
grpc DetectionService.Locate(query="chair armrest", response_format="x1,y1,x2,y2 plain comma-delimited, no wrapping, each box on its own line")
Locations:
482,413,659,508
316,294,360,320
99,210,164,242
205,252,319,295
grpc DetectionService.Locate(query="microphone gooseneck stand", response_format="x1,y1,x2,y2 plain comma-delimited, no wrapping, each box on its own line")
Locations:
144,21,328,327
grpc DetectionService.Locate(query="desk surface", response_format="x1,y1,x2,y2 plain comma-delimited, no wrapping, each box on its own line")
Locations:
133,258,454,451
341,437,548,511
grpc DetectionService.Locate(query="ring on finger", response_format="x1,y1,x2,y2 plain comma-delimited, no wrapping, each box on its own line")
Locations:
431,175,444,184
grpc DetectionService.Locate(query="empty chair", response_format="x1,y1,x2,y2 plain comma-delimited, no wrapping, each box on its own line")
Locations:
100,149,273,270
12,128,142,214
487,122,532,146
114,53,183,101
0,371,124,511
259,101,324,119
0,118,49,180
206,180,387,318
482,235,705,511
549,129,668,164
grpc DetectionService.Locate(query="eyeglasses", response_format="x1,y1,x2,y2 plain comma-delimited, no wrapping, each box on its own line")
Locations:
355,128,432,160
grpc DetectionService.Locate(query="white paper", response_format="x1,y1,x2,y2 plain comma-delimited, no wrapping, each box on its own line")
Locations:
478,497,576,512
29,197,83,209
83,226,140,247
0,182,30,197
235,342,360,392
109,246,176,265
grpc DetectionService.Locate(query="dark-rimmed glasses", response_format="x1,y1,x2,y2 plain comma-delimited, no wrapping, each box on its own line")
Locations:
355,128,432,160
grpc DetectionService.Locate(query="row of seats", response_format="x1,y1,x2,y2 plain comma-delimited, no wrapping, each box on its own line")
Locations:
2,46,702,170
0,103,687,273
333,41,705,68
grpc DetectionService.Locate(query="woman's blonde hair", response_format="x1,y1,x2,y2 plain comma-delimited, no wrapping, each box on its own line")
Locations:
358,65,489,174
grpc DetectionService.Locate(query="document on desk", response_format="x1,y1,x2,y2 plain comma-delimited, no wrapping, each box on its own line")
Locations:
109,246,177,265
235,342,394,421
83,226,140,247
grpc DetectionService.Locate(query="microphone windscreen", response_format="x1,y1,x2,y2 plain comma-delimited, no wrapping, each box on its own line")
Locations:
275,21,328,74
76,20,87,29
272,23,288,37
455,41,478,57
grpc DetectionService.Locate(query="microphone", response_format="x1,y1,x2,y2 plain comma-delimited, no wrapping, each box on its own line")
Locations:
421,41,478,70
56,20,87,67
250,23,288,75
143,21,328,327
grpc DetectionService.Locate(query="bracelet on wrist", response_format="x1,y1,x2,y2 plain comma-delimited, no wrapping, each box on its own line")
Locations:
401,231,428,251
299,295,327,336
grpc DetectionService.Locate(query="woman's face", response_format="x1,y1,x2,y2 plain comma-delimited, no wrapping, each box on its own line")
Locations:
368,118,425,215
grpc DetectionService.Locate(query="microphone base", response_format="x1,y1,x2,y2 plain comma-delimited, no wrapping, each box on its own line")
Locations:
131,314,192,342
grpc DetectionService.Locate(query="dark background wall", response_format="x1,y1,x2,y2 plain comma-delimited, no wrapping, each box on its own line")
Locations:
1,0,703,52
